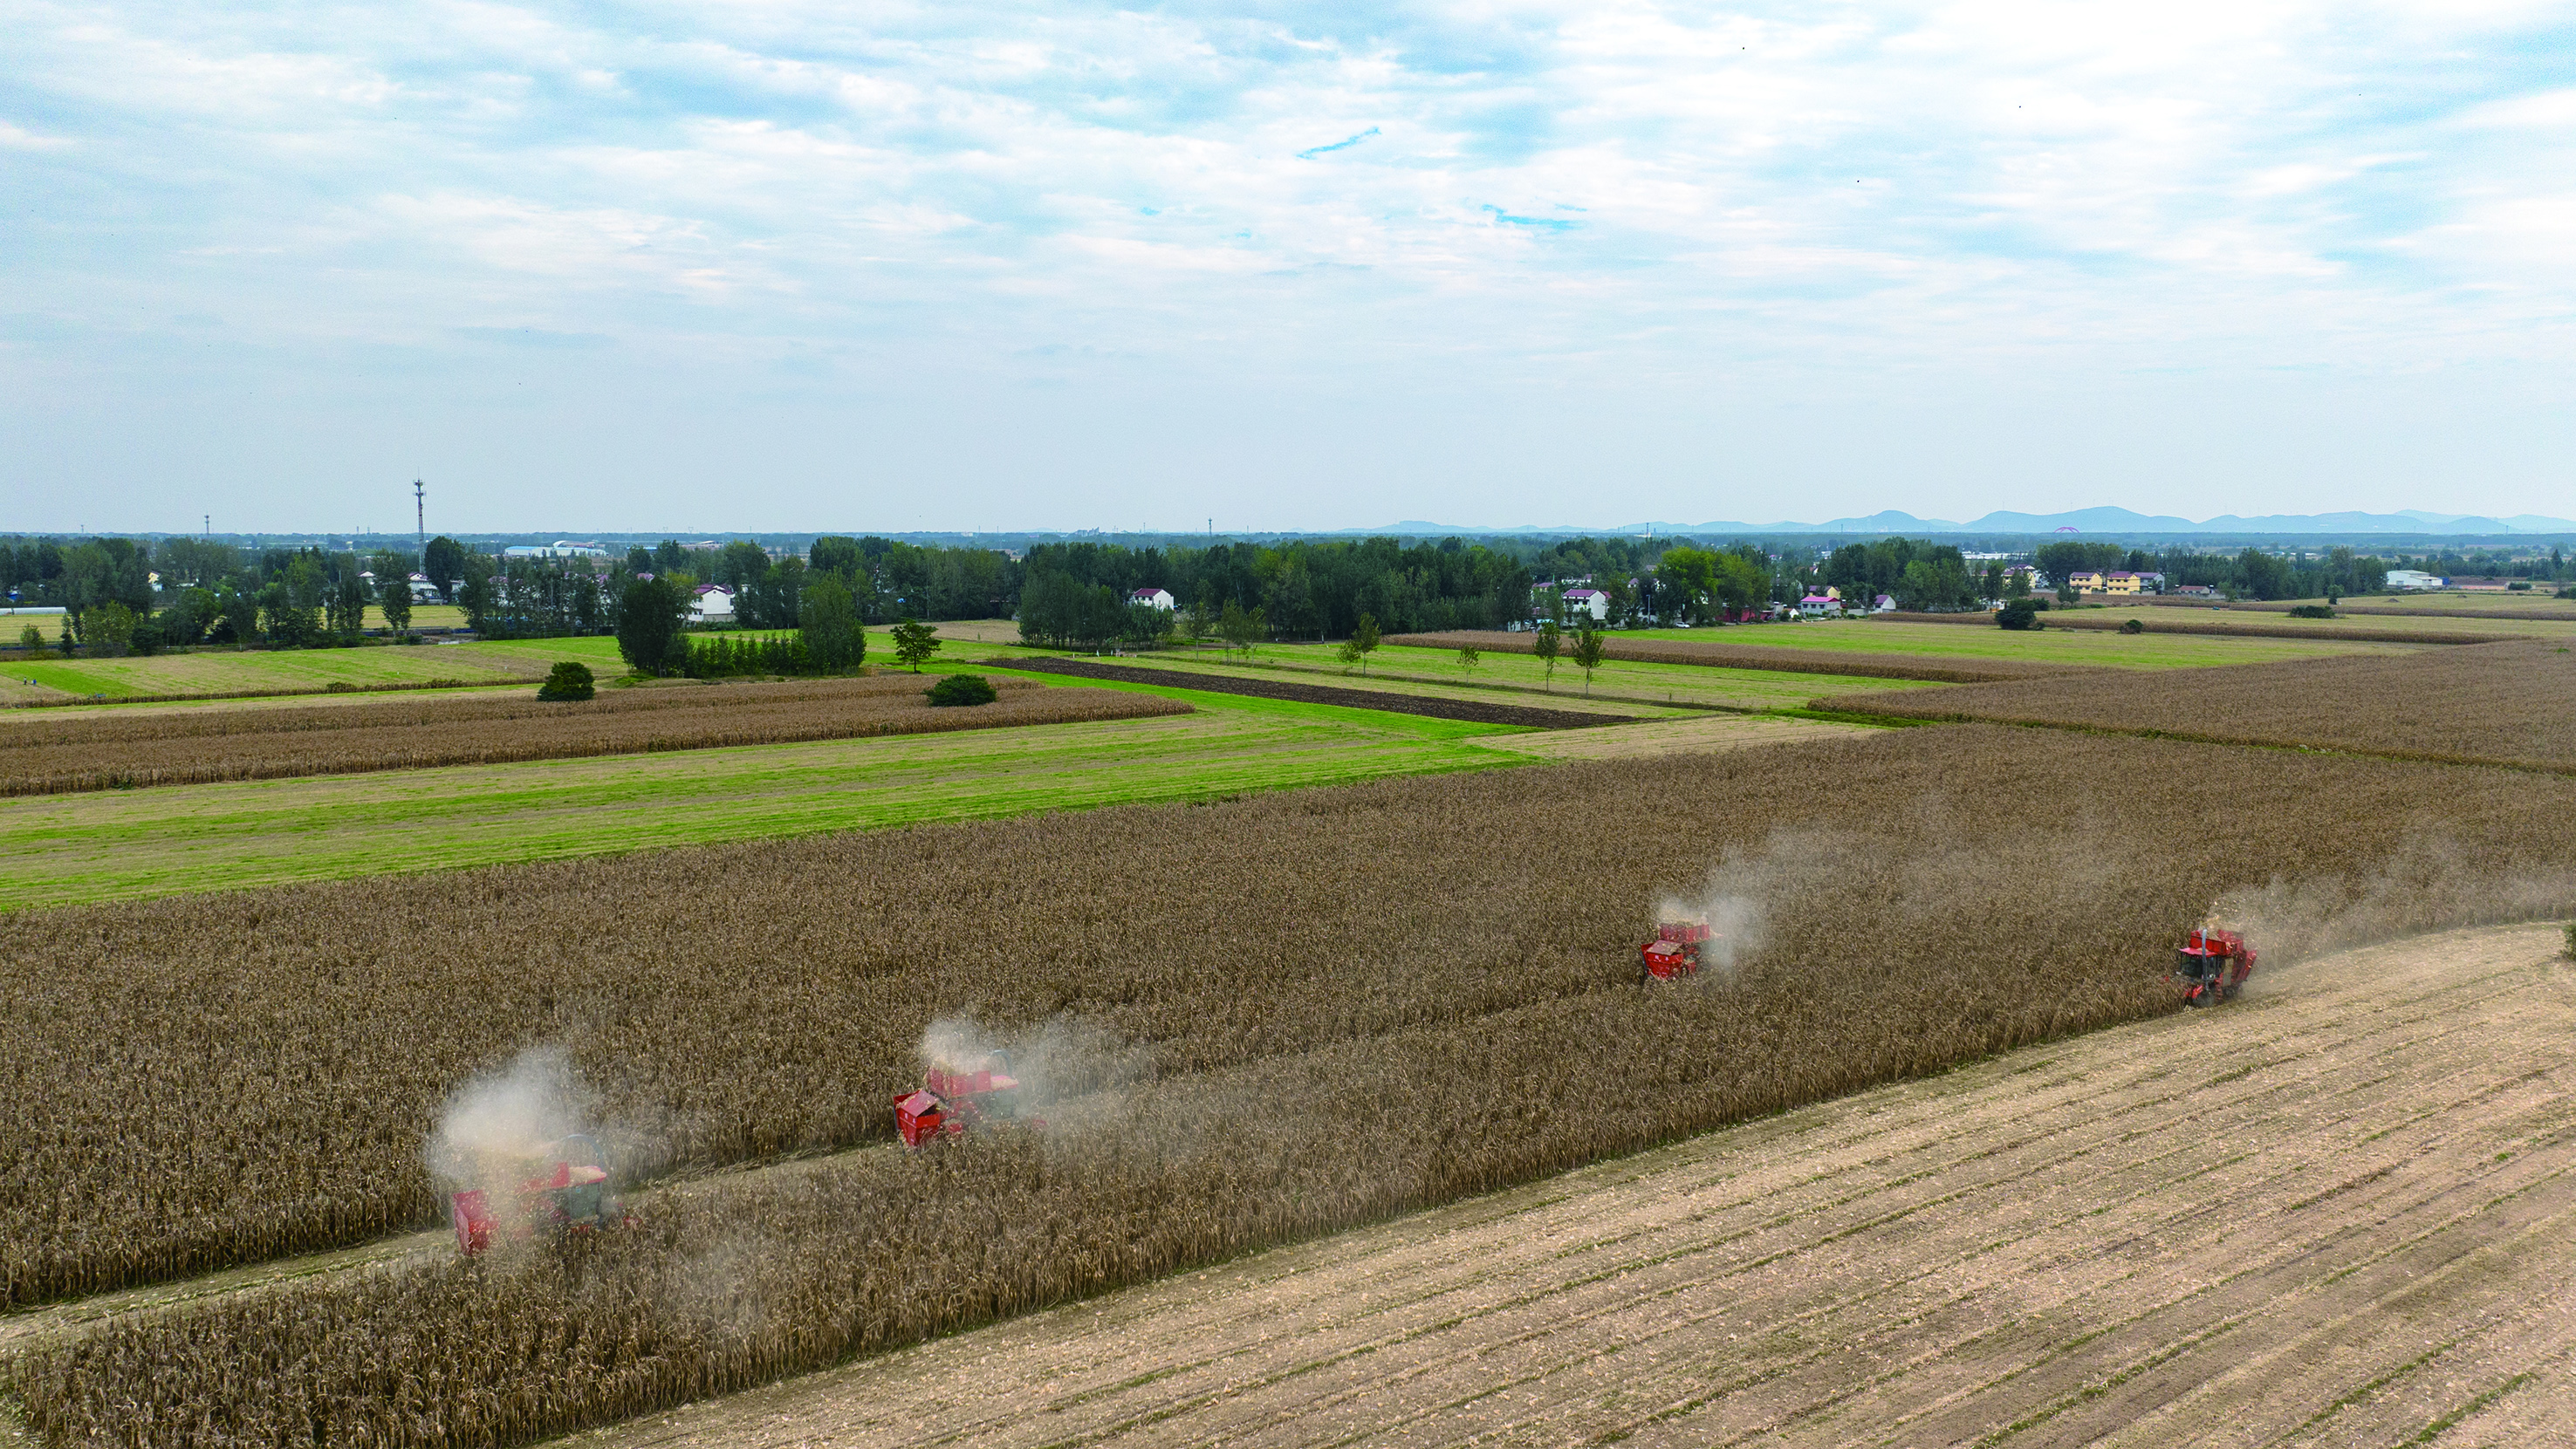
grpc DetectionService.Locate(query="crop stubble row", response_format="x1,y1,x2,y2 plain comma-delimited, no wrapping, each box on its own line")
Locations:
10,727,2576,1446
1384,629,2107,682
992,655,1633,727
1832,639,2576,774
0,677,1191,796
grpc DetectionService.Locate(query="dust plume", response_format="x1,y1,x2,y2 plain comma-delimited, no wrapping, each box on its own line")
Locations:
424,1045,593,1207
2210,834,2576,972
915,1014,1151,1131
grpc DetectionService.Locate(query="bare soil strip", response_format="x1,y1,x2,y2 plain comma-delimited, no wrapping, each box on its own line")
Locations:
1469,714,1876,761
562,923,2576,1449
996,656,1635,728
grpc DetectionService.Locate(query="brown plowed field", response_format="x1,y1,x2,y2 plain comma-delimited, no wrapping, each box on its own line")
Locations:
571,922,2576,1449
994,655,1635,727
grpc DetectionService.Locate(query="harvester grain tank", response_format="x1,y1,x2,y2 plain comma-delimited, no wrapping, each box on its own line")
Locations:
449,1133,631,1254
1640,914,1713,981
894,1051,1029,1147
2173,926,2257,1006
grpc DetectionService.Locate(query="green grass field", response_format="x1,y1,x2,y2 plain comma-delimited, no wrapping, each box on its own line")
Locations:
6,641,552,700
1618,619,2429,668
0,688,1537,909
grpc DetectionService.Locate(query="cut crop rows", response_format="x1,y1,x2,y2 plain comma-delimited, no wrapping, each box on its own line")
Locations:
1832,639,2576,774
0,676,1186,795
1386,629,2107,682
1876,611,2521,644
995,656,1632,727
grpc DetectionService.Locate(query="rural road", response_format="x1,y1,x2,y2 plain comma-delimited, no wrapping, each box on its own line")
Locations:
561,921,2576,1448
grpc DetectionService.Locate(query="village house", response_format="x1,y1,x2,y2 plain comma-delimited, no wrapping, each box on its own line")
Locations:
690,584,736,625
1128,586,1175,611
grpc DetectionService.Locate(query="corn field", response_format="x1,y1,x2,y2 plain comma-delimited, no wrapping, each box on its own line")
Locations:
0,677,1185,795
1385,629,2103,682
1003,656,1623,727
14,721,2576,1445
1833,640,2576,774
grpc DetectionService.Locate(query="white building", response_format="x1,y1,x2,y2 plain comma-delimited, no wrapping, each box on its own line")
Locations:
2384,569,2447,591
691,584,736,624
1561,587,1609,622
1128,587,1175,611
504,541,610,559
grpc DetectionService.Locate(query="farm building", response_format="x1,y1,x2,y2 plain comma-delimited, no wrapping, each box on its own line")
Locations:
1795,593,1841,618
1561,588,1608,622
2171,583,2219,599
1129,587,1175,611
503,541,610,559
2384,570,2447,590
691,584,737,624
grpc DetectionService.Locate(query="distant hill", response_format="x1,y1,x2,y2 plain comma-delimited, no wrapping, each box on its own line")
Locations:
1370,509,2576,537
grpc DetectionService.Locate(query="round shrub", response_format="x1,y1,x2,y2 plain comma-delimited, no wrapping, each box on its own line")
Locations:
537,661,597,701
2120,618,2145,634
925,673,997,707
1996,598,2045,632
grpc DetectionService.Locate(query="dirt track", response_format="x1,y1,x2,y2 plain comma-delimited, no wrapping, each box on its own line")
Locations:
565,922,2576,1449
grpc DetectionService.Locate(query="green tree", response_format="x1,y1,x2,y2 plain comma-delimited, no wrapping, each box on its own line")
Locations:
1534,619,1562,691
377,575,412,634
1219,599,1263,660
889,617,942,672
79,602,137,657
537,661,596,701
1350,612,1380,673
798,574,866,671
17,624,41,653
1997,598,2045,631
926,673,997,707
422,537,466,602
1457,642,1480,673
1569,627,1606,695
326,571,369,638
614,576,690,676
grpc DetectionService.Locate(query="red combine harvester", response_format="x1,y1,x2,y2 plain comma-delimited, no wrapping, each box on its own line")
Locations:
2174,926,2257,1007
1640,915,1713,981
449,1134,630,1255
894,1052,1029,1147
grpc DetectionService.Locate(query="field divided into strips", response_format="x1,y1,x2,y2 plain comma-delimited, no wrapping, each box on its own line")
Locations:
3,640,554,700
565,923,2576,1449
1616,621,2431,668
1878,611,2540,645
1837,640,2576,775
0,691,1537,908
0,676,1199,796
967,639,1937,714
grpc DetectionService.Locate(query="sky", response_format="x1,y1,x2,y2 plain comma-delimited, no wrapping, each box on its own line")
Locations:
4,0,2573,534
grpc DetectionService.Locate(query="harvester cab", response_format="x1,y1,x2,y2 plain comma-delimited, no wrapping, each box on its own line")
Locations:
450,1133,631,1255
2173,926,2257,1007
895,1050,1027,1148
1641,914,1714,982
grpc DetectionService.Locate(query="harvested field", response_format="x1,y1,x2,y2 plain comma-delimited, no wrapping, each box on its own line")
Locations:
0,675,1186,796
558,922,2576,1449
10,731,2576,1449
996,655,1634,727
1468,713,1880,761
1877,610,2525,645
2131,594,2576,624
1835,639,2576,774
1387,629,2105,683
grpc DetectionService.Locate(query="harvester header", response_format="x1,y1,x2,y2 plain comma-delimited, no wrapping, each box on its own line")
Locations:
449,1133,632,1254
2173,926,2257,1007
896,1050,1031,1147
1640,913,1715,981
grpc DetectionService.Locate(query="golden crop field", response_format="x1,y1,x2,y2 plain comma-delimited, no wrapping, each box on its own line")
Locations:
1836,639,2576,774
10,726,2576,1446
564,922,2576,1449
0,675,1198,796
1879,610,2533,644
